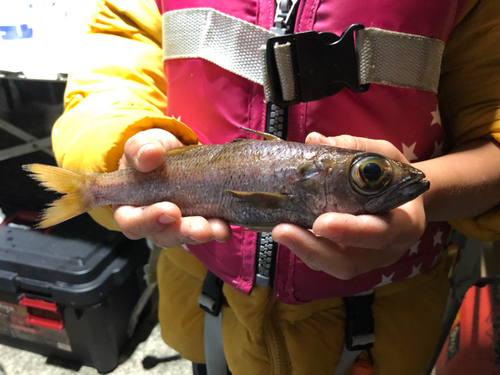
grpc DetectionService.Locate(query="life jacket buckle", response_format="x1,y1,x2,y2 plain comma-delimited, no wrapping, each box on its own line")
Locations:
343,290,375,351
198,270,224,317
264,24,369,107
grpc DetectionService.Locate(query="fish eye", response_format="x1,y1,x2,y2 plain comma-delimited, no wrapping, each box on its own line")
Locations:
350,155,393,194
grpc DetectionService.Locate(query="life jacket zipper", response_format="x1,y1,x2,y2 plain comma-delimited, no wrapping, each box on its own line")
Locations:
258,3,299,373
256,0,299,289
264,297,292,375
271,0,300,35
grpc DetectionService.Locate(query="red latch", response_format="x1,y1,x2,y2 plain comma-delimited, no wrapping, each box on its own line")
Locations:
24,314,64,330
19,295,58,312
19,295,64,330
1,211,56,234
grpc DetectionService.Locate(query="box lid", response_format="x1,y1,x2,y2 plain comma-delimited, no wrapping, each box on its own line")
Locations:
0,214,149,307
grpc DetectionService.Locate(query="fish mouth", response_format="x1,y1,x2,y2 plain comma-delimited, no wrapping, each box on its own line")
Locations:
366,177,430,214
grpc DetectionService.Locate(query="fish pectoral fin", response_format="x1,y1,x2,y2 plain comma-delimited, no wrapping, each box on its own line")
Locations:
226,190,291,209
235,126,284,142
165,144,202,156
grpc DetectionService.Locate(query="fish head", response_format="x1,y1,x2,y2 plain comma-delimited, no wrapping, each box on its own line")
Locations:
321,151,429,215
345,152,429,214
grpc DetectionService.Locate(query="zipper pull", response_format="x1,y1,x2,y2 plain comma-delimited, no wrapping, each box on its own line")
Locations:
271,0,300,35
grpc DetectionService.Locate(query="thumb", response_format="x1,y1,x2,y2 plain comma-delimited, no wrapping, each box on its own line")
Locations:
306,133,408,163
122,128,184,172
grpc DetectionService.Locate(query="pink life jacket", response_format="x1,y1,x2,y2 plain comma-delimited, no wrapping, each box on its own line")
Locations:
155,0,467,304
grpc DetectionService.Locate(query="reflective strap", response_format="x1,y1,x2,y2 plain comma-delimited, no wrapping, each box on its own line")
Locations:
162,8,278,85
334,290,375,375
356,28,444,93
198,270,227,375
259,46,273,101
203,312,227,375
273,42,296,101
162,8,444,94
334,347,363,375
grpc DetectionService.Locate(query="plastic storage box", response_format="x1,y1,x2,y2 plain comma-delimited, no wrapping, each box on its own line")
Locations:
0,212,150,373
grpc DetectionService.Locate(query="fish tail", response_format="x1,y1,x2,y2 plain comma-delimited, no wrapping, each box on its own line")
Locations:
23,164,94,228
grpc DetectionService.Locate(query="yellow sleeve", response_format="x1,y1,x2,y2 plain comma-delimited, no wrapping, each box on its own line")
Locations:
438,0,500,241
52,0,197,230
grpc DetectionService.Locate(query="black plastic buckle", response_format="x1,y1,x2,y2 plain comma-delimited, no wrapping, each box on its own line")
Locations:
198,270,224,317
343,291,375,351
265,24,369,107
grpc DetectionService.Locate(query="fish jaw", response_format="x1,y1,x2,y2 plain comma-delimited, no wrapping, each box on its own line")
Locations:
364,173,430,214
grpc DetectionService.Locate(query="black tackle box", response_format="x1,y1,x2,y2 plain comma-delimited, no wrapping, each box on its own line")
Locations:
0,211,151,373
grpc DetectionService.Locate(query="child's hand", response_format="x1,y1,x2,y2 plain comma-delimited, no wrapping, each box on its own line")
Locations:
113,128,232,247
272,133,426,279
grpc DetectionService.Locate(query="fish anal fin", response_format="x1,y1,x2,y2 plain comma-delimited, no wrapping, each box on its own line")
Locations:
235,126,284,142
226,190,290,209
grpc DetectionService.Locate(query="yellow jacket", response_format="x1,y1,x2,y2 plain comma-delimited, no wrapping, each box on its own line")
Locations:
52,0,500,373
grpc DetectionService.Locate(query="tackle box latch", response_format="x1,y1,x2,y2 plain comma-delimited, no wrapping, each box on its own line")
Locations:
19,294,64,330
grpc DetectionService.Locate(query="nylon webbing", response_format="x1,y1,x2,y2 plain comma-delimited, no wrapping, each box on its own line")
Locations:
334,347,363,375
273,42,296,101
204,313,227,375
198,270,227,375
356,28,444,93
162,8,278,85
162,8,444,94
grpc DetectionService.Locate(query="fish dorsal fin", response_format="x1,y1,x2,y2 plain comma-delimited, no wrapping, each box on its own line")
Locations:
236,126,284,142
165,144,202,157
226,190,291,209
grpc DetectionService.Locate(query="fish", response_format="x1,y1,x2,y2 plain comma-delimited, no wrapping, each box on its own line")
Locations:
23,128,430,230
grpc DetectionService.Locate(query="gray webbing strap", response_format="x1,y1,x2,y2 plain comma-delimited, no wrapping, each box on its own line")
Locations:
356,28,444,93
334,347,363,375
162,8,278,85
162,8,444,95
334,289,375,374
198,270,227,375
203,312,227,375
273,42,296,101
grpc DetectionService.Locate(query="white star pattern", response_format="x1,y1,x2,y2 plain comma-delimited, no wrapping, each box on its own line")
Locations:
430,141,444,159
431,105,442,126
375,272,395,288
402,142,418,161
409,263,422,278
433,229,444,247
409,241,420,256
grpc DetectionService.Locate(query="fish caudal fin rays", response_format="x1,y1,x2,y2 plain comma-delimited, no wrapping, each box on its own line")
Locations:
235,126,284,142
22,164,92,228
226,190,290,209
